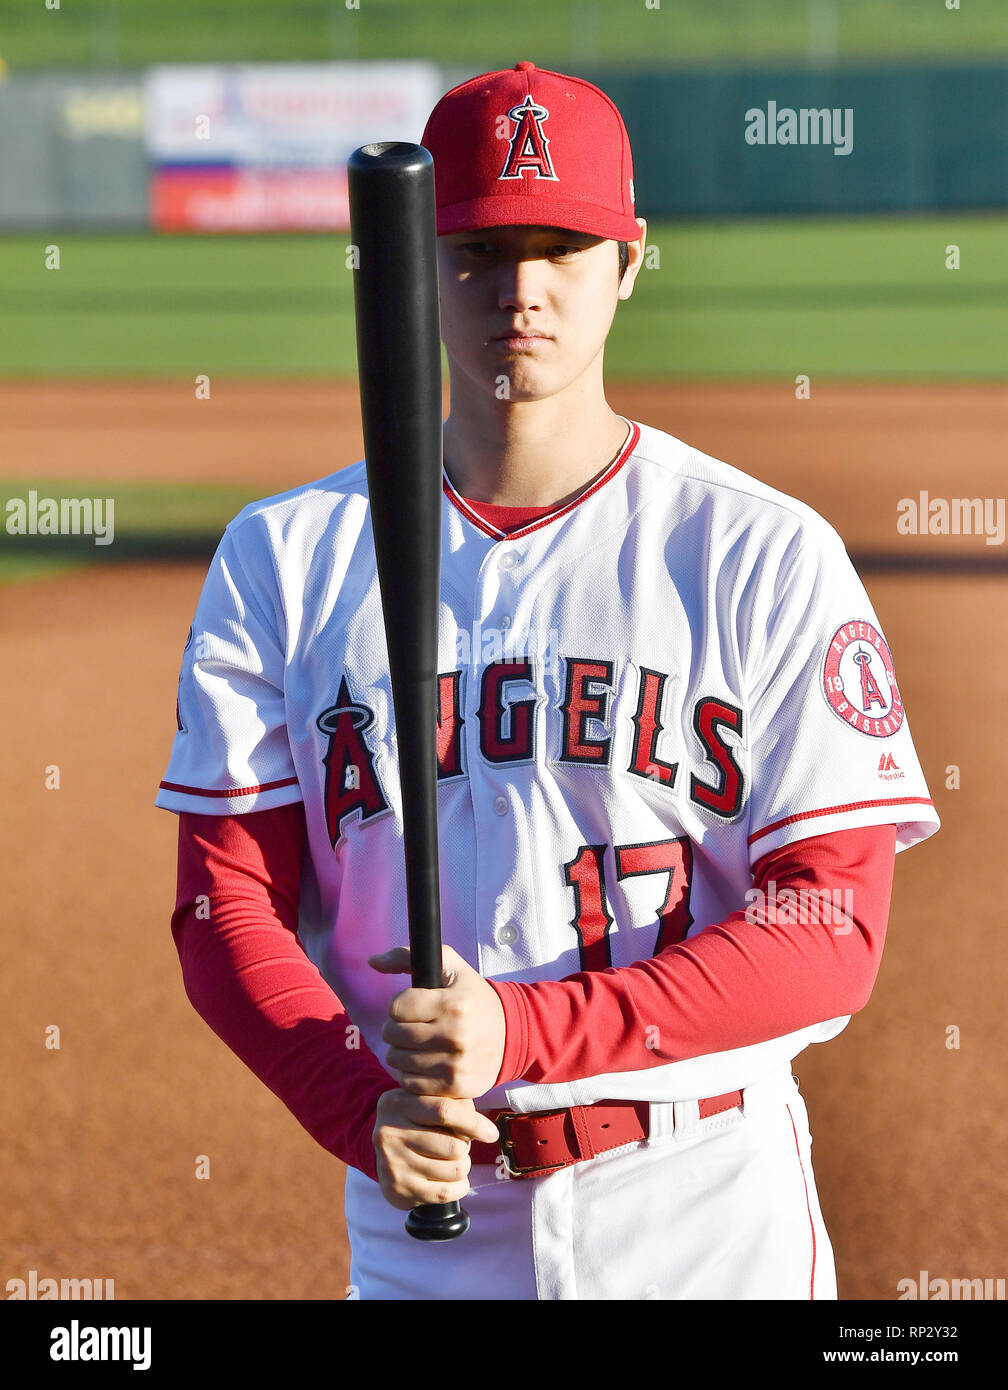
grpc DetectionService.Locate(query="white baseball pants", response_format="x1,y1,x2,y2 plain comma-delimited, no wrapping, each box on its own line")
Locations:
345,1065,837,1300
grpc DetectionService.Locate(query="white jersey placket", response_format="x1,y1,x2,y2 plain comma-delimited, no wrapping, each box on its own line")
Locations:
466,534,536,984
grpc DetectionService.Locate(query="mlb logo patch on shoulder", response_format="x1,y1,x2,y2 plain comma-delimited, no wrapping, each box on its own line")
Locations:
822,620,904,738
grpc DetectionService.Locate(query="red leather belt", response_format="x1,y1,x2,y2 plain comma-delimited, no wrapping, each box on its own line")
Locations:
470,1090,744,1179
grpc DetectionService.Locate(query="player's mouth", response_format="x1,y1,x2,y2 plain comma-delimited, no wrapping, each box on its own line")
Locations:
490,331,551,351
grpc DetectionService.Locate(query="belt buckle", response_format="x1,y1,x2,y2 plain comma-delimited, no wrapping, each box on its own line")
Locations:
496,1108,567,1179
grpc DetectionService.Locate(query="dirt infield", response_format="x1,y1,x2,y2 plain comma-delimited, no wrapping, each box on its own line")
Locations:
2,379,1005,1301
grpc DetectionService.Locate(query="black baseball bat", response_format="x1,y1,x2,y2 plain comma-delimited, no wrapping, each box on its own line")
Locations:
347,142,469,1242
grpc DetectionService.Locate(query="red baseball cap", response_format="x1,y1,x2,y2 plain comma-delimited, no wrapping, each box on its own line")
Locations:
421,61,640,241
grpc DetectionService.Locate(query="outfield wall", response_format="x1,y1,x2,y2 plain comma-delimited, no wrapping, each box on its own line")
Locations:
595,64,1008,215
0,73,147,227
0,61,1005,229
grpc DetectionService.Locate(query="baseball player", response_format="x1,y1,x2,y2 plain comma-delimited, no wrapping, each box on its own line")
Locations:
158,63,939,1300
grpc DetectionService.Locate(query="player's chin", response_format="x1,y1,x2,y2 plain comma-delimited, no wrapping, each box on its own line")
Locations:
484,365,563,404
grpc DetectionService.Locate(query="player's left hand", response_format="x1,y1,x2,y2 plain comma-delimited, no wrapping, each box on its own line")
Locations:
368,945,506,1100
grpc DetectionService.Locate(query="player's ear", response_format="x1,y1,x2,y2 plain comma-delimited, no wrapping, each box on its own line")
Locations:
617,219,648,303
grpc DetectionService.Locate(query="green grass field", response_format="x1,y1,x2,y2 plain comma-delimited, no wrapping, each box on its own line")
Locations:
0,0,1005,69
2,216,1006,381
2,213,1005,585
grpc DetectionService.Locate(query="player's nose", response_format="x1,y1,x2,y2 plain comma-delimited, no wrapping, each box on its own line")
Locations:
496,258,545,314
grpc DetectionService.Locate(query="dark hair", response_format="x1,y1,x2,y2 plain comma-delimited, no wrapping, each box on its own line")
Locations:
617,240,629,281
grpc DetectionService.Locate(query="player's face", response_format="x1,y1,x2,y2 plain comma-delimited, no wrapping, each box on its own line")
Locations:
436,222,646,404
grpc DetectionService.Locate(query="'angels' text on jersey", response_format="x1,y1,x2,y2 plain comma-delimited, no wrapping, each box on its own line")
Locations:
318,663,745,848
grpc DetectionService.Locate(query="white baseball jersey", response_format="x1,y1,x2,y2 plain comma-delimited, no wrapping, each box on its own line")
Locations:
156,418,939,1120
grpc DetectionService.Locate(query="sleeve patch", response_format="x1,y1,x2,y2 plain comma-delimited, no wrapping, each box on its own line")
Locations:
822,620,904,739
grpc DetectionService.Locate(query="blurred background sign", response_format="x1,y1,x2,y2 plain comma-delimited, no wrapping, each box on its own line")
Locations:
143,62,440,231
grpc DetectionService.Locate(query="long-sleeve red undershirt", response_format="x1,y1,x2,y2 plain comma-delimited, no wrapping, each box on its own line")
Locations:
169,495,897,1179
171,804,398,1184
171,805,895,1181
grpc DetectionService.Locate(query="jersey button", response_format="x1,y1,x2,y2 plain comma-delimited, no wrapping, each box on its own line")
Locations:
499,550,518,569
493,795,509,815
495,921,519,947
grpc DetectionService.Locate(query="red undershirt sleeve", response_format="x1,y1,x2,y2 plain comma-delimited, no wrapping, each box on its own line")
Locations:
172,800,895,1118
487,823,897,1087
171,804,398,1181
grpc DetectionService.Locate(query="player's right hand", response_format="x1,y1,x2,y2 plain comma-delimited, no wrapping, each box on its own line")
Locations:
372,1089,500,1212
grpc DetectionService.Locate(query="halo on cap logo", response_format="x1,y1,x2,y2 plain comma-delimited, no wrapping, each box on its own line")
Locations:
499,94,558,182
822,620,904,738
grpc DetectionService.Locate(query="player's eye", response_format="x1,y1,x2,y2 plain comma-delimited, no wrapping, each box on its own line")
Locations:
545,242,590,261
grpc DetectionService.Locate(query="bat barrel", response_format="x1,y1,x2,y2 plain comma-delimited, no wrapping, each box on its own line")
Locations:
348,143,469,1242
348,142,444,992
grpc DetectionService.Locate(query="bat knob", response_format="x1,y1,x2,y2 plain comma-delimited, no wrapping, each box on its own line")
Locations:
405,1200,470,1242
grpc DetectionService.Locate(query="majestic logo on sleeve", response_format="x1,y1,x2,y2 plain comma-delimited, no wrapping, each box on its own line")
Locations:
317,675,388,844
499,94,558,181
823,621,904,738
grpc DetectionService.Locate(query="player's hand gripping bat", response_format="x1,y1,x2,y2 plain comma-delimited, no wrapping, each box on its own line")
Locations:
347,143,469,1242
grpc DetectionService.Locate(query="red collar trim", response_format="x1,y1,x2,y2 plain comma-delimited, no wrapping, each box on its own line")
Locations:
442,419,640,541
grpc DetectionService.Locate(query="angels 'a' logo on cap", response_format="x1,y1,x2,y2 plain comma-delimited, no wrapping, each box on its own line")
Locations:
822,619,904,739
499,94,558,182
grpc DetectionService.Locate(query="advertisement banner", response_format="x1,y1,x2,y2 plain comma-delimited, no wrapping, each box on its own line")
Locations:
144,62,442,230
